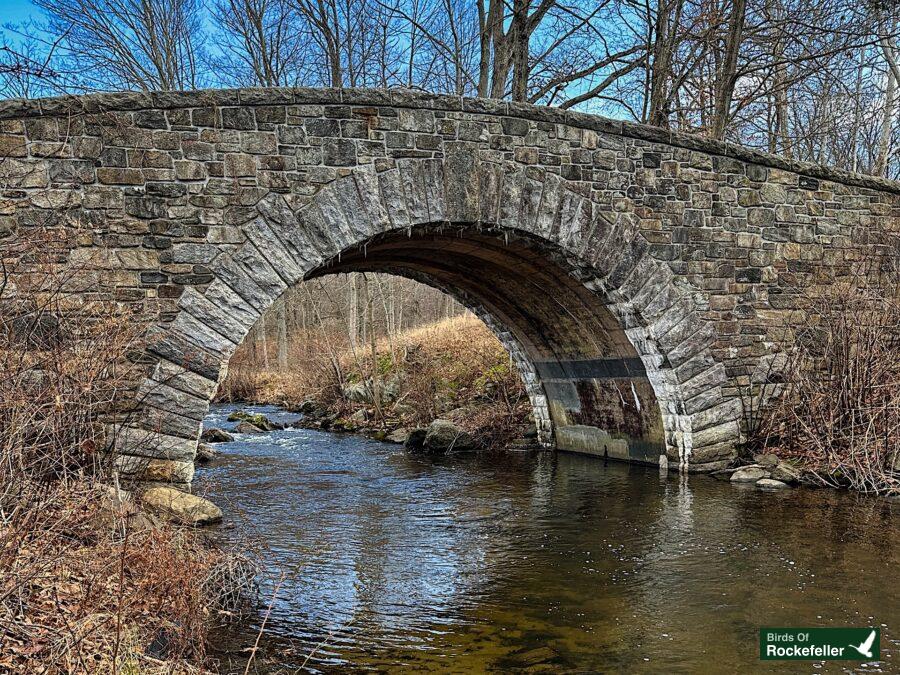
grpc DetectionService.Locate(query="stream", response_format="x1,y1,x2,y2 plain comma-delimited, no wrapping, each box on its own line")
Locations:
196,403,899,673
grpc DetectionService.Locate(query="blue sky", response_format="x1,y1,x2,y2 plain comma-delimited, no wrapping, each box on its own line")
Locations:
1,0,39,28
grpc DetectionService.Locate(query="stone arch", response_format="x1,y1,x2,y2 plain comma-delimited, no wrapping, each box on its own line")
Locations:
110,155,743,483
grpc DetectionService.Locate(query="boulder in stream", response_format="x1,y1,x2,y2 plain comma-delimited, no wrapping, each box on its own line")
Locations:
730,466,770,483
404,428,427,451
141,486,223,525
201,427,234,443
235,420,265,434
387,428,409,444
424,419,475,453
756,478,790,490
195,442,217,463
227,411,284,431
770,461,801,484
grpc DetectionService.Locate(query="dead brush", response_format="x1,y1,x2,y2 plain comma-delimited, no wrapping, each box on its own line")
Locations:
0,230,256,672
752,261,900,494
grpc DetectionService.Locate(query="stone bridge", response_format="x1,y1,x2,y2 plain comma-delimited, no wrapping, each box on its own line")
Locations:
1,88,897,483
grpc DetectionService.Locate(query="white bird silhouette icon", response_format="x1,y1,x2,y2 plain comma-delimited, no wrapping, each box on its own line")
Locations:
850,630,877,659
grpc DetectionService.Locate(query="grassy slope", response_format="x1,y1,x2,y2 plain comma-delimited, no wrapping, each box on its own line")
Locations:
219,315,535,448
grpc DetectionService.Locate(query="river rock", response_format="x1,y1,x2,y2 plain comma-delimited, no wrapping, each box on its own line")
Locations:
771,461,801,483
195,442,217,463
343,377,400,405
752,452,780,469
394,403,415,417
387,428,408,444
141,486,222,525
235,420,265,433
730,466,770,483
88,485,159,535
349,409,367,423
756,478,790,490
343,382,373,404
293,399,320,414
227,411,284,430
382,376,401,402
201,427,234,443
424,419,475,453
405,428,427,450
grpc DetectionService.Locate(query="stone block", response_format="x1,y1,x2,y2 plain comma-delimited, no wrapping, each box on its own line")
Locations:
0,133,26,157
225,153,257,177
501,117,529,136
240,131,278,154
221,107,256,130
97,167,144,185
323,138,356,166
398,108,435,132
0,159,49,188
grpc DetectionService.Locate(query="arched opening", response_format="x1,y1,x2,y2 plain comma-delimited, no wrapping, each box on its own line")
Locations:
305,224,667,463
119,159,741,483
216,269,540,451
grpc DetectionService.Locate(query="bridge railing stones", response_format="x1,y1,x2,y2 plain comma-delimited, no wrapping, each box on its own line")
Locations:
1,86,897,482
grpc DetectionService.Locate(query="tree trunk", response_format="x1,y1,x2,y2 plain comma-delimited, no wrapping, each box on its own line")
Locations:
510,0,530,102
477,0,493,96
876,47,897,177
648,0,678,127
276,297,289,371
711,0,747,139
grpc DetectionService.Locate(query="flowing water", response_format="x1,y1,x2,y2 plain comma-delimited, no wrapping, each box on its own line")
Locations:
197,404,900,673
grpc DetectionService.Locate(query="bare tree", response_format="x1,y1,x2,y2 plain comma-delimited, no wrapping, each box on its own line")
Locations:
36,0,203,90
0,23,66,98
213,0,310,86
4,0,898,176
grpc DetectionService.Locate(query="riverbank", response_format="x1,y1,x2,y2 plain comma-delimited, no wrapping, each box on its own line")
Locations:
217,315,535,452
0,478,253,673
0,259,252,672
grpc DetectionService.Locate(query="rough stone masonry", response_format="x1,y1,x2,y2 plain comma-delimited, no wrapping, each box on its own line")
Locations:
0,87,897,483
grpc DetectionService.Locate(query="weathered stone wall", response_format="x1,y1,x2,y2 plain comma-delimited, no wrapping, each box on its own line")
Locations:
1,87,897,482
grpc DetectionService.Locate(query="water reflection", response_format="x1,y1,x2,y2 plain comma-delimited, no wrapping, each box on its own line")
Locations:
198,404,899,673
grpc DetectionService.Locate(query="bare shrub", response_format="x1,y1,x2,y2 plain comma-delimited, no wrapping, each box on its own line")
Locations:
0,229,141,488
752,263,900,494
0,231,251,671
215,361,265,403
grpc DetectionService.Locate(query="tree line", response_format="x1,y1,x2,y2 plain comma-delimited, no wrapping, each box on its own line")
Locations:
0,0,898,176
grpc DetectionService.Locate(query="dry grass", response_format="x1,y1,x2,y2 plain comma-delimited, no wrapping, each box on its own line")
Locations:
0,482,224,673
219,315,533,447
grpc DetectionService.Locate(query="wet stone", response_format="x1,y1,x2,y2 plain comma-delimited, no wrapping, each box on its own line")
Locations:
730,466,769,483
